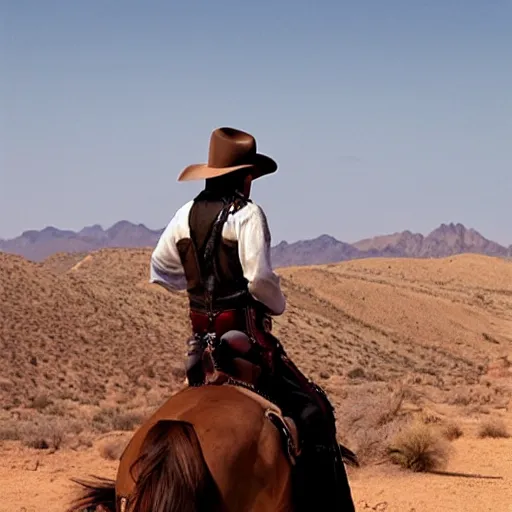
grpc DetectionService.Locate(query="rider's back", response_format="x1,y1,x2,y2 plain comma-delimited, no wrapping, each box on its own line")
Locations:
151,194,286,316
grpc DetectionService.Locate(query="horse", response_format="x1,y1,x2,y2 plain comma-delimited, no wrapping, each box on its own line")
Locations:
66,383,299,512
66,330,356,511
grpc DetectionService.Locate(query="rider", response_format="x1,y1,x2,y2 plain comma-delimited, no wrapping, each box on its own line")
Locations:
150,127,355,510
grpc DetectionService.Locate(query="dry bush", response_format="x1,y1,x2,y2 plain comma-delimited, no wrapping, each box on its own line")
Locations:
44,401,69,417
448,383,511,411
387,422,451,472
69,435,94,450
338,383,412,465
21,421,64,450
347,367,365,380
345,428,390,466
421,412,442,425
1,415,86,449
113,412,143,431
0,422,21,441
99,438,128,460
478,418,510,439
441,422,463,441
30,394,53,411
92,406,145,433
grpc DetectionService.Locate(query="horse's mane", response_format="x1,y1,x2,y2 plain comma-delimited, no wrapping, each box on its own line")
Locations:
128,419,224,512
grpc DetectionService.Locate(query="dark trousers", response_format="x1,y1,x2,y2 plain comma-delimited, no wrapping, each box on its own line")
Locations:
271,352,356,512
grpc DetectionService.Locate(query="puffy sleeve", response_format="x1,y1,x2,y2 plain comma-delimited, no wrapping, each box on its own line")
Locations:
236,204,286,315
150,212,187,291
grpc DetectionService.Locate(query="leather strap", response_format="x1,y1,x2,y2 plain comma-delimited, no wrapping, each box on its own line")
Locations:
200,193,248,325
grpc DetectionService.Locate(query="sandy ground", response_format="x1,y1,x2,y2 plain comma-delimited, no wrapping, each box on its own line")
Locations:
348,435,512,512
1,432,511,512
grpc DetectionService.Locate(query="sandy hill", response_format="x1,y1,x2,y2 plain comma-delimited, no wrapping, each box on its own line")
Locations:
0,249,191,413
1,249,511,413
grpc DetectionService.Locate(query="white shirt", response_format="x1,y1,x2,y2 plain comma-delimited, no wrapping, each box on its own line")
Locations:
150,199,286,316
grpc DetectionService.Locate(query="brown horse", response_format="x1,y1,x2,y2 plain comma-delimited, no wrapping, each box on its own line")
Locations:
67,383,299,512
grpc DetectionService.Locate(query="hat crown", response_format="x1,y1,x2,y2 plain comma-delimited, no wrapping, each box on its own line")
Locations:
208,128,257,169
177,126,277,182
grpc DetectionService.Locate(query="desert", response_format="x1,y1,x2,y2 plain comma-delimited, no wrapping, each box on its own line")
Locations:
1,249,511,511
4,0,511,510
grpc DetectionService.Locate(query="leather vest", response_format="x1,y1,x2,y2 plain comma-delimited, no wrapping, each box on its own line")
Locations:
176,191,251,313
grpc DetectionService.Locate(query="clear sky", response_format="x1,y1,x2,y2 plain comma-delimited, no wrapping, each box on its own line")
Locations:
1,0,511,245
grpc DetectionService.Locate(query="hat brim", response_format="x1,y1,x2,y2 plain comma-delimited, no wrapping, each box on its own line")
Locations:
177,153,277,182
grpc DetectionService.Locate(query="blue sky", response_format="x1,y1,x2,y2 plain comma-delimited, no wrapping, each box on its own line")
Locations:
1,0,511,245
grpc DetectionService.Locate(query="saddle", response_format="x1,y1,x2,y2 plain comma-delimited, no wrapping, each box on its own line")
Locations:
200,330,267,389
194,329,301,465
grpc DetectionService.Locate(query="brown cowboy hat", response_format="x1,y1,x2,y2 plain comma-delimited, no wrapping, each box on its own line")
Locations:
177,127,278,182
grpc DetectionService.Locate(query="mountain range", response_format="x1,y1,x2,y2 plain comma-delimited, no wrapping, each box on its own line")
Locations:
0,221,510,266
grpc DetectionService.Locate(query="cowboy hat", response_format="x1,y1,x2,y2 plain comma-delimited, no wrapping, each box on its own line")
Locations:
177,127,278,182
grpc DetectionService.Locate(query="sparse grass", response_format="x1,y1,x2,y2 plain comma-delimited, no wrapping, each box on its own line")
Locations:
387,422,451,472
478,418,510,439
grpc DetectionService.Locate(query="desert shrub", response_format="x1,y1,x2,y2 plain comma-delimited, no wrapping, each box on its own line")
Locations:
112,412,143,431
22,422,64,450
347,367,365,380
92,407,116,428
441,422,463,441
0,423,21,441
44,402,68,417
346,429,385,466
448,392,472,406
92,407,144,432
99,438,128,460
478,418,510,439
421,413,442,425
338,383,411,465
30,394,53,411
143,366,156,378
387,422,450,472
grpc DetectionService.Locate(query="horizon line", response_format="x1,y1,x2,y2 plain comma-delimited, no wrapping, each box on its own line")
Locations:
1,220,510,248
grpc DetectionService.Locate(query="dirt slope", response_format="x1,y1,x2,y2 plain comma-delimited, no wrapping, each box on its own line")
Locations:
2,250,510,411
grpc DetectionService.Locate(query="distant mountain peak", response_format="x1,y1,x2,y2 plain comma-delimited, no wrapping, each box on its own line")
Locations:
80,223,103,230
108,220,137,229
429,222,467,235
315,234,338,242
0,221,508,265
